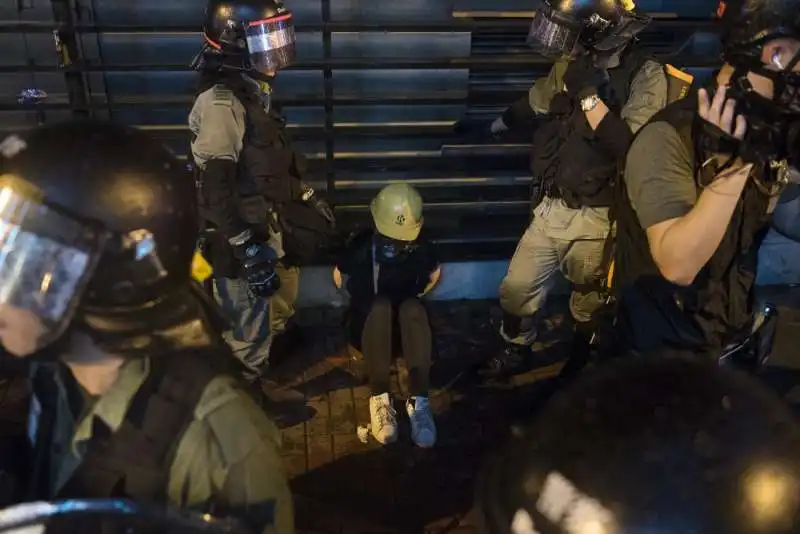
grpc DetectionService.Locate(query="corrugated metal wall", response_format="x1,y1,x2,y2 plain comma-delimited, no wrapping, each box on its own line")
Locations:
1,0,719,263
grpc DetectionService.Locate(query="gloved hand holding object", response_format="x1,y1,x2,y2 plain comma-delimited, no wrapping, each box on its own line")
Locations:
300,182,335,225
563,55,608,99
232,237,281,298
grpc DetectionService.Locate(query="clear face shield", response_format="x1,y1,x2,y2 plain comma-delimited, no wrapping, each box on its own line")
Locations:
245,12,297,73
0,499,253,534
0,175,105,357
526,7,583,59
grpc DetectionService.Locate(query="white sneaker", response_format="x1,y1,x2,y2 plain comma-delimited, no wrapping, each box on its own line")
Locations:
369,393,398,445
407,396,436,448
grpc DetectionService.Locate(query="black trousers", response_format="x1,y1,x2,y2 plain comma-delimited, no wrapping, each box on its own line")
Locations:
360,297,432,397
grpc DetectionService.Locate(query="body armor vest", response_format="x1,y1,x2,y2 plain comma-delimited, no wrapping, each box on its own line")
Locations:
49,350,225,502
196,72,337,266
614,96,772,352
530,46,651,208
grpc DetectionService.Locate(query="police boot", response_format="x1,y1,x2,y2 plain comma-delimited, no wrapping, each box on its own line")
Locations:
477,312,532,382
477,342,532,382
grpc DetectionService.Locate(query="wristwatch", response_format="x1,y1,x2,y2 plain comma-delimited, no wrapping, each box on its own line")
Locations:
580,94,601,112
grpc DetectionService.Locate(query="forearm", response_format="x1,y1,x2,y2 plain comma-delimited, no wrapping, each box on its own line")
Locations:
586,101,634,159
653,167,750,284
502,95,539,130
202,159,251,241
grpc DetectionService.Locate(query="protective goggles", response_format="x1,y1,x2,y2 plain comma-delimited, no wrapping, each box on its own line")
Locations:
0,175,106,352
245,12,297,72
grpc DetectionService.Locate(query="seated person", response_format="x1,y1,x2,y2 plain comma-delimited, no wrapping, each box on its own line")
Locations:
333,183,441,447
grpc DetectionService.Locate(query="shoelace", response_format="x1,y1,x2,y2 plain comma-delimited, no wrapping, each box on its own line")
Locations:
376,403,395,429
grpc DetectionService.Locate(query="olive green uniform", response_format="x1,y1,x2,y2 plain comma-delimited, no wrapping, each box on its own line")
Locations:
28,359,293,534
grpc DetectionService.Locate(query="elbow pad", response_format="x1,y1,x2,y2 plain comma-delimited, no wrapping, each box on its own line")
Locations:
199,158,249,238
594,112,634,160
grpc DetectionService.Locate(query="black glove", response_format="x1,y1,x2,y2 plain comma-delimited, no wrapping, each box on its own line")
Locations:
233,239,281,298
563,55,608,100
301,183,335,225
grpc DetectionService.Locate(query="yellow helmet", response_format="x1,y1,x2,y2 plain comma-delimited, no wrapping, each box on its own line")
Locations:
370,183,423,241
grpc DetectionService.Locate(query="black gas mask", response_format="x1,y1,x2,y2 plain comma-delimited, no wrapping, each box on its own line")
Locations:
700,48,800,192
373,234,417,264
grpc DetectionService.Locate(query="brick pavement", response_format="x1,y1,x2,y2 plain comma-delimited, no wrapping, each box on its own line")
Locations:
0,293,798,533
263,300,573,534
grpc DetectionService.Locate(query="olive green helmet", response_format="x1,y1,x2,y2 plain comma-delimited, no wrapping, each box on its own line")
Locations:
370,183,424,241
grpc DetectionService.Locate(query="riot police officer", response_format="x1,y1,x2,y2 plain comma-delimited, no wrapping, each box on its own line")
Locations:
614,0,800,360
0,120,293,534
189,0,337,382
482,0,669,380
477,355,800,534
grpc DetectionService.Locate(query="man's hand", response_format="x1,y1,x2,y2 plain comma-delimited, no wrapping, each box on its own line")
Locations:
563,56,607,100
698,86,747,140
697,86,749,169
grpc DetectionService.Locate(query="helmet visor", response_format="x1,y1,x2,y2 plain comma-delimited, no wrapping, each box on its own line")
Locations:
245,13,297,72
0,175,104,356
526,9,581,58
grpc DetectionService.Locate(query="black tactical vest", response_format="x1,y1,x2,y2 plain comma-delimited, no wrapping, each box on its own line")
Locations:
196,72,338,266
50,350,228,502
530,46,651,208
614,95,772,353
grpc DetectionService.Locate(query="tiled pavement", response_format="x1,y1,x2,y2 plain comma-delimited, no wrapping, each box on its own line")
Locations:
0,291,798,534
260,300,574,534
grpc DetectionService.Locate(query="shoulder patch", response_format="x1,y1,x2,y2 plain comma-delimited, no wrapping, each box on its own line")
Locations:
211,85,234,107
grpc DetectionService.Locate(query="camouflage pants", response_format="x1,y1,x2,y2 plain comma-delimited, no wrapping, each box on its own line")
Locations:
214,263,300,379
499,196,611,346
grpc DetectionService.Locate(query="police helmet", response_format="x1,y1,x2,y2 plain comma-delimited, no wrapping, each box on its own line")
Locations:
0,119,199,356
526,0,650,58
477,356,800,534
202,0,296,74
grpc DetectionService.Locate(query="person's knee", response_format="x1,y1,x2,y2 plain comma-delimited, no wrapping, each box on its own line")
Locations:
398,298,428,325
499,275,542,316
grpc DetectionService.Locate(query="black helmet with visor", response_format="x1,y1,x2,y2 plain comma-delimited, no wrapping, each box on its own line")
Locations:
199,0,296,77
0,119,200,358
526,0,650,58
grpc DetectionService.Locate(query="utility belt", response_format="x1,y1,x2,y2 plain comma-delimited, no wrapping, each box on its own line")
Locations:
534,178,612,212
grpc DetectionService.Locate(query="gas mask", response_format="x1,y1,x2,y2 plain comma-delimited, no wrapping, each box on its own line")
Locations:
702,48,800,192
373,234,417,264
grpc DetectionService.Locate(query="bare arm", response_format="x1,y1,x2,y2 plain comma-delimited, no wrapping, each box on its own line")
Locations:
627,85,751,285
418,265,442,297
647,165,751,285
